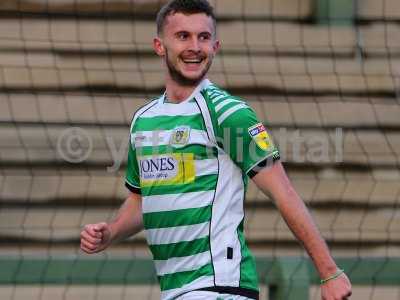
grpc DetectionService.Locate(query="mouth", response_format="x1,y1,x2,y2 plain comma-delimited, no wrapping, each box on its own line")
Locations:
181,58,204,64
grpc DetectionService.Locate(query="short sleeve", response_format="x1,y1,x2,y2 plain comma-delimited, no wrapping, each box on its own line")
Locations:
218,107,280,177
125,136,141,194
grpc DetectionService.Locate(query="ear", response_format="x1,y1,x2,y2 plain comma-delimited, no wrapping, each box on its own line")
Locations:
213,39,221,54
153,37,165,57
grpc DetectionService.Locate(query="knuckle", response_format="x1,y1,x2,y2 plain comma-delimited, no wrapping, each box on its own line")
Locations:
83,246,93,253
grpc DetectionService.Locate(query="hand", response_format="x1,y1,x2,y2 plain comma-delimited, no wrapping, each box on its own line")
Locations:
321,272,352,300
80,222,112,254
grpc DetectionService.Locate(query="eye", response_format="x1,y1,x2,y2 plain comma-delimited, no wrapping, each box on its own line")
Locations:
199,33,211,41
176,32,189,40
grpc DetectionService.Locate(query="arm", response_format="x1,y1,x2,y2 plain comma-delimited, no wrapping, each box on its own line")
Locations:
252,161,352,300
80,192,143,254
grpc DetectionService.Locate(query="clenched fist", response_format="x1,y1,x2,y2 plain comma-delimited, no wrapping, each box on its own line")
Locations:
80,222,112,254
321,272,352,300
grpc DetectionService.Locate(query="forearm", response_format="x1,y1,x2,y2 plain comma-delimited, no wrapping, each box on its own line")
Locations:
109,192,143,243
253,162,338,278
275,186,337,278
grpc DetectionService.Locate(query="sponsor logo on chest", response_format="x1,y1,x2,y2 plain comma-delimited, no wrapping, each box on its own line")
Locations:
140,156,178,180
138,153,195,187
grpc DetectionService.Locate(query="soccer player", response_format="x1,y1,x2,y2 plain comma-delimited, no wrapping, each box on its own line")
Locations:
80,1,352,299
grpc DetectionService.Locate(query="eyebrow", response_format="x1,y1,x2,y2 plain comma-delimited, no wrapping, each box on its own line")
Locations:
174,30,213,36
199,31,212,36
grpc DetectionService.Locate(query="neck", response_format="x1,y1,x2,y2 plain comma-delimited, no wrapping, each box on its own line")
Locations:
164,76,205,103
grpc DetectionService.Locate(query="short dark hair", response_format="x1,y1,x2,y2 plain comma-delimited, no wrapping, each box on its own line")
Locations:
156,0,216,35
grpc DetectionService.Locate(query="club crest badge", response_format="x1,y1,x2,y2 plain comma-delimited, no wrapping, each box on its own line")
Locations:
248,123,273,151
170,126,191,148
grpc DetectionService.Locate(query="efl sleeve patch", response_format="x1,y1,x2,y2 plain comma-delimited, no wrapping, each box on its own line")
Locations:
248,123,274,151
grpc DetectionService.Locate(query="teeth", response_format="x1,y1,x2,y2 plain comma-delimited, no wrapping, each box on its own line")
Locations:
183,59,202,63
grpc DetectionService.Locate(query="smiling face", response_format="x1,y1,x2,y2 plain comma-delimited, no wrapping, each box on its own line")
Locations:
153,12,220,87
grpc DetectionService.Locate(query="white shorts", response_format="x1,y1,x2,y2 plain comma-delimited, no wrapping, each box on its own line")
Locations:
176,290,254,300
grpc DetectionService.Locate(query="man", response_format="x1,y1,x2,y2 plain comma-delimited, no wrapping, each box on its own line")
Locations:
80,1,352,299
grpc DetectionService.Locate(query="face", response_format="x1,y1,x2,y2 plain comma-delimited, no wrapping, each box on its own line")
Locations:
154,12,220,86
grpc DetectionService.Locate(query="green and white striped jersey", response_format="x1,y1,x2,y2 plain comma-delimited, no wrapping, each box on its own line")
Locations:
125,79,280,300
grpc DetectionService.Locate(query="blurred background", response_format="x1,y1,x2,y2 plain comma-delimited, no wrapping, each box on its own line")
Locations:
0,0,399,299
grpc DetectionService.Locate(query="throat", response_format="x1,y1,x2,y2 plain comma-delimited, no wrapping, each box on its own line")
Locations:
165,78,199,103
165,89,193,103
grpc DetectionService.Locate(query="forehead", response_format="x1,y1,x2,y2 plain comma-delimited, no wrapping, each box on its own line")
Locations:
163,12,215,35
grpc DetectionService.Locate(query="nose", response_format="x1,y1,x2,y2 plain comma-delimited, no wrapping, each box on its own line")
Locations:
188,36,201,52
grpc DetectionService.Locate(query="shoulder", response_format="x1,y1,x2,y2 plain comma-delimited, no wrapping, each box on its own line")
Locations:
129,97,160,132
202,84,253,126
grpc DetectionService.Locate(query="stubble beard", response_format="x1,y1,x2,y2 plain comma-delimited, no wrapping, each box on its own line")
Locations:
165,49,213,87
